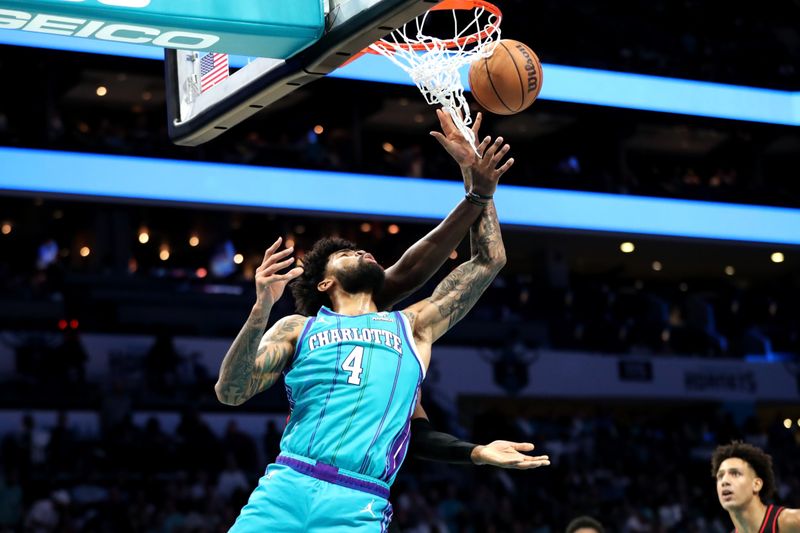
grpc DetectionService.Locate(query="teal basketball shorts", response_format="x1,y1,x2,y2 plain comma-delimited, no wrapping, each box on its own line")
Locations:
229,452,394,532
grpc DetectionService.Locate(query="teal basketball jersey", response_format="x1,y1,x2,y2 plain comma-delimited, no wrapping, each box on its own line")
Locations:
280,306,425,484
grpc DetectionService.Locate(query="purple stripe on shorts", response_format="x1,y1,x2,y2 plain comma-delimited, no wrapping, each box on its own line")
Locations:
276,455,390,500
381,502,394,532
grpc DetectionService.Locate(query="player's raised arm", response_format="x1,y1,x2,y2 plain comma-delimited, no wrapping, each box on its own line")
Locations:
215,238,305,406
403,137,510,344
377,110,509,309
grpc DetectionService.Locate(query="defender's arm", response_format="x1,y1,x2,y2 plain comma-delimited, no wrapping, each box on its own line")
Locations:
410,394,550,469
378,199,484,309
377,110,509,309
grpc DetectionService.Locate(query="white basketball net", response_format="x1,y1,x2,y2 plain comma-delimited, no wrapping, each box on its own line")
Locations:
368,4,501,151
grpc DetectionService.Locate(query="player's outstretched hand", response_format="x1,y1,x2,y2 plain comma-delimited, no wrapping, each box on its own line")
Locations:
255,237,304,307
471,440,550,470
430,108,483,170
468,134,514,197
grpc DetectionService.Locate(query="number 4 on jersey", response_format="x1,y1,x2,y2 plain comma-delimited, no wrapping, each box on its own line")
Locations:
341,346,364,385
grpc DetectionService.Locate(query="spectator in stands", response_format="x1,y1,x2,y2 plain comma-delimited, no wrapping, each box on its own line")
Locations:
0,470,22,532
215,454,249,502
145,331,181,394
262,420,282,464
54,329,88,385
223,420,259,474
46,411,76,476
24,490,70,533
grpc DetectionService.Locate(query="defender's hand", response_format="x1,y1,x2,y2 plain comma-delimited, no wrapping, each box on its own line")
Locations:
468,135,514,197
255,238,304,307
471,440,550,470
430,108,483,170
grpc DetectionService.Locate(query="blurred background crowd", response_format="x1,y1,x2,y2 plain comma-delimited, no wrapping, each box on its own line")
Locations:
1,0,799,531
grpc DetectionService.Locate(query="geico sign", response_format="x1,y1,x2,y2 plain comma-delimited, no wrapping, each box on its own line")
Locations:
0,9,219,49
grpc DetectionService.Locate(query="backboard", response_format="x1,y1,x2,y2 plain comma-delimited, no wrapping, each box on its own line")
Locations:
165,0,441,147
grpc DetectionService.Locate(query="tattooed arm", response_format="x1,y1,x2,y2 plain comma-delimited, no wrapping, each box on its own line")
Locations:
403,201,505,345
215,237,304,406
215,313,305,406
402,137,509,347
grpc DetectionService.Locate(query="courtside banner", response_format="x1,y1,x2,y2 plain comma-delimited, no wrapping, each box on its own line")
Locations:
433,348,800,401
0,332,794,401
0,0,324,57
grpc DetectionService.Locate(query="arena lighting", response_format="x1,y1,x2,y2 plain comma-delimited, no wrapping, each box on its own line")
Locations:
784,419,792,429
620,242,635,253
3,147,800,245
1,31,798,125
771,252,785,263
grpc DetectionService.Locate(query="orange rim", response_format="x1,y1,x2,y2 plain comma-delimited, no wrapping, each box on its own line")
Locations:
366,0,502,54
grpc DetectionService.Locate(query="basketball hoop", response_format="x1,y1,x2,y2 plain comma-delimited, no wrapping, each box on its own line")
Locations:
361,0,502,151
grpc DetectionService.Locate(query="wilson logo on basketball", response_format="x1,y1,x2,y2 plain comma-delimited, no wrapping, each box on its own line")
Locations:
515,43,540,94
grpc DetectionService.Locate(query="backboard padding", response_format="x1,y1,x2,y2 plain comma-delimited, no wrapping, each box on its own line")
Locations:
166,0,441,146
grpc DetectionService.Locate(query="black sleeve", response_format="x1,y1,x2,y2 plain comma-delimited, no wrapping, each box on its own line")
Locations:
409,417,477,464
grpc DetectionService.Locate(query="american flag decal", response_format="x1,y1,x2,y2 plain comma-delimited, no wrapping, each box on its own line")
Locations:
199,52,229,93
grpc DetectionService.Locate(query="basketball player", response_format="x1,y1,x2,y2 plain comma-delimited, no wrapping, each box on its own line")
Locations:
713,441,800,532
215,118,518,531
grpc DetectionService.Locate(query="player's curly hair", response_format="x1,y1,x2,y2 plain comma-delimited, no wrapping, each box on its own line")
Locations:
711,441,776,501
290,237,358,316
565,516,605,533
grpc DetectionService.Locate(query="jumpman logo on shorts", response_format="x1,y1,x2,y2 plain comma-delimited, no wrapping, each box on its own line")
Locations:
360,499,376,517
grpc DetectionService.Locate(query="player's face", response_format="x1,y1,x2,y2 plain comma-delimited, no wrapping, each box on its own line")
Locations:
716,458,762,511
573,529,601,533
326,249,385,295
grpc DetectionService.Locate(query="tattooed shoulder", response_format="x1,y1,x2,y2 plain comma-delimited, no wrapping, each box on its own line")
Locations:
401,310,417,329
270,314,306,341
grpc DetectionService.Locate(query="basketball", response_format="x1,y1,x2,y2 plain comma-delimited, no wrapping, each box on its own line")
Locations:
468,39,543,115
